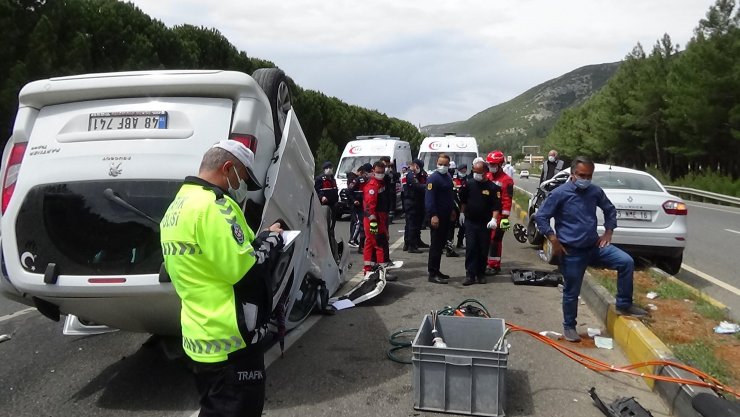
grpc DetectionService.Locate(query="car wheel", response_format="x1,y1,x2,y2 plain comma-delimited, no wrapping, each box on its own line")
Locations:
252,68,292,148
527,215,545,246
658,254,683,275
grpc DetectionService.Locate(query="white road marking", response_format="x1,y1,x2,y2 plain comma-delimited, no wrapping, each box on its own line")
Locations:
190,234,405,417
0,307,35,324
725,229,740,235
681,263,740,296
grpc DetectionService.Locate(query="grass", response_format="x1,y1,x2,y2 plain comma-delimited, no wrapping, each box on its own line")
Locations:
588,269,617,296
694,300,729,322
654,280,694,300
512,189,530,215
671,340,731,385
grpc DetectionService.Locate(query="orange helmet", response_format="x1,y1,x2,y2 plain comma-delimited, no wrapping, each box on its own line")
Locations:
486,150,505,165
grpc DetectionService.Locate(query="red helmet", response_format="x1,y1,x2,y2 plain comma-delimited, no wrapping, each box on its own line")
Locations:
486,150,505,165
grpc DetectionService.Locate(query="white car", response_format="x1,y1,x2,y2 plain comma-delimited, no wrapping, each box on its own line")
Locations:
519,169,529,179
533,164,687,274
0,70,349,336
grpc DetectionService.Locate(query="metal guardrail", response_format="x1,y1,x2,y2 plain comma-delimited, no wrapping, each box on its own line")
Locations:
664,185,740,207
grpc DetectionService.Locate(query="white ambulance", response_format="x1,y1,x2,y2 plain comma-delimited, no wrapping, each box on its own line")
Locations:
335,135,412,213
417,133,479,173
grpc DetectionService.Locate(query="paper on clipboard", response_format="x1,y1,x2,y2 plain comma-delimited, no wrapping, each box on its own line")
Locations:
280,230,301,251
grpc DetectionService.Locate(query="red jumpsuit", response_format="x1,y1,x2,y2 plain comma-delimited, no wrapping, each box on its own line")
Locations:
363,176,387,272
486,169,514,269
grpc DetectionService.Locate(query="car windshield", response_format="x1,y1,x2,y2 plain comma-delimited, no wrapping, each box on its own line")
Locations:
419,152,478,173
336,156,384,179
592,171,663,192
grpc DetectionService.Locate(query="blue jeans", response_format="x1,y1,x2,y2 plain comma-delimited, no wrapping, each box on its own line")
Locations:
560,244,634,329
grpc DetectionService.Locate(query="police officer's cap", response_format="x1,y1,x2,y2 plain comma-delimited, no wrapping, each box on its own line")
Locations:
359,163,373,172
413,158,424,169
322,161,333,169
459,163,468,170
212,140,262,191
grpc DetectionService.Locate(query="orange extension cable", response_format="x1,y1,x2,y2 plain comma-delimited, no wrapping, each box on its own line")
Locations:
505,322,740,398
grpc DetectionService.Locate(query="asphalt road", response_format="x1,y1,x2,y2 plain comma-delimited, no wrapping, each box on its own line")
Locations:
515,175,740,318
0,218,670,417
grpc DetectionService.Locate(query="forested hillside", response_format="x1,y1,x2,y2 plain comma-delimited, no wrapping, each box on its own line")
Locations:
422,62,620,156
0,0,424,168
546,0,740,183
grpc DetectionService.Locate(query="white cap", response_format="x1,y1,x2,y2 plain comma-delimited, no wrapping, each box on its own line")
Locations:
473,157,485,165
212,140,262,190
449,161,456,169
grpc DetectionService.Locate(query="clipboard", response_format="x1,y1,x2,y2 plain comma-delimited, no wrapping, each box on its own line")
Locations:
280,230,301,251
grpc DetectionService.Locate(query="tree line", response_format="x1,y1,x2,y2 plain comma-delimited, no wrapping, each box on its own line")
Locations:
0,0,424,171
545,0,740,185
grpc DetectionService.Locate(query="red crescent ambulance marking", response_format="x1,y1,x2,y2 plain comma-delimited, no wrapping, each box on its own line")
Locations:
349,145,362,154
429,141,441,150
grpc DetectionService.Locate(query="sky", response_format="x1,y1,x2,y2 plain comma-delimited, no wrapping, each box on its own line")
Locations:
129,0,717,127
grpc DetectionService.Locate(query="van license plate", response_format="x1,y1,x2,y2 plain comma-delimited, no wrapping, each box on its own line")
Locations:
617,210,651,221
88,111,168,131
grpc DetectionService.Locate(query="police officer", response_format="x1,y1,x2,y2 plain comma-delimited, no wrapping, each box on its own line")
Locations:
314,161,339,231
459,161,502,286
452,163,469,250
347,163,372,252
403,158,427,253
425,154,456,284
161,140,284,417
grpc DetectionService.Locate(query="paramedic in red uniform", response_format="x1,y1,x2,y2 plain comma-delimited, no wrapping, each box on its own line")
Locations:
485,151,513,273
363,162,389,276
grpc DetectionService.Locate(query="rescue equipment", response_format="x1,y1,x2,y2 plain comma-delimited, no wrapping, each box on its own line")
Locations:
510,269,563,287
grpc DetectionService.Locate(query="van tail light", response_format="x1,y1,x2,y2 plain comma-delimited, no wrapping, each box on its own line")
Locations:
229,134,258,153
663,200,687,215
2,143,28,214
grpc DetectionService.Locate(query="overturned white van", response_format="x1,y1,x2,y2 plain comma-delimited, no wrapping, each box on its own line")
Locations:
0,69,349,336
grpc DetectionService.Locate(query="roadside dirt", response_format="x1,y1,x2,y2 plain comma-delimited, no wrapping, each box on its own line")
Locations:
593,268,740,391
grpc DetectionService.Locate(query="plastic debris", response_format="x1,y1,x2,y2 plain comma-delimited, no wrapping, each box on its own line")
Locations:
538,250,548,262
594,336,614,349
646,303,658,311
714,321,740,334
587,328,602,338
646,291,659,299
0,334,11,343
539,331,562,340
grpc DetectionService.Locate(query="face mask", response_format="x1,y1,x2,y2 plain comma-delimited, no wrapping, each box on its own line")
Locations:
574,178,591,189
459,170,467,176
489,165,499,173
227,166,250,202
548,156,556,163
374,173,385,180
324,168,333,175
437,165,448,174
473,173,484,181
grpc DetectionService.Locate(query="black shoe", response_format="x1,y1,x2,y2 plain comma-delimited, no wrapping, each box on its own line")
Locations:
462,276,476,286
477,275,487,284
408,246,422,254
428,274,448,284
357,247,363,254
445,250,459,258
417,240,430,248
485,266,500,275
437,272,451,280
616,305,648,317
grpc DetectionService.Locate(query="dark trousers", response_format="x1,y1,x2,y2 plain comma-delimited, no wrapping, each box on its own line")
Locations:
404,203,423,246
464,220,490,277
379,212,390,261
192,346,266,417
428,215,451,275
457,222,466,243
350,203,363,243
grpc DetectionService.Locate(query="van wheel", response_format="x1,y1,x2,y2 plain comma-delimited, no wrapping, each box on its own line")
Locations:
252,68,292,147
657,254,683,275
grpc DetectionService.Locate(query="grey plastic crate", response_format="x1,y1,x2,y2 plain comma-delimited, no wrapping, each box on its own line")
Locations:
412,315,508,416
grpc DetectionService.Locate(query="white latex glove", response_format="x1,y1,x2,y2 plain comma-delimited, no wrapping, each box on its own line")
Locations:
486,218,498,230
459,213,465,226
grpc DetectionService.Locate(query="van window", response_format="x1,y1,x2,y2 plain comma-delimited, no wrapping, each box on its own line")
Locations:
15,180,181,275
336,156,384,179
419,152,478,172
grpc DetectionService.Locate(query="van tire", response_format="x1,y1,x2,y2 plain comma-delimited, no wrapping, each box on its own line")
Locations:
252,68,292,147
527,215,545,245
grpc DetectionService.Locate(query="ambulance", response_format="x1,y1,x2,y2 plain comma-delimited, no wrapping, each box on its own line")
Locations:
335,135,412,213
417,133,479,173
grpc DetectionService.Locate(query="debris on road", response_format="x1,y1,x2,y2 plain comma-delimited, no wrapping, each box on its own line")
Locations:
713,321,740,334
594,336,614,349
0,334,11,343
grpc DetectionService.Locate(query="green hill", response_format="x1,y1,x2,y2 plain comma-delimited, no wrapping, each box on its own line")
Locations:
421,62,620,152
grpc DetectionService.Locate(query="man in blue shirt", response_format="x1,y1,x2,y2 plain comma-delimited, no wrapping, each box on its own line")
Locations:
425,154,456,284
534,156,647,342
